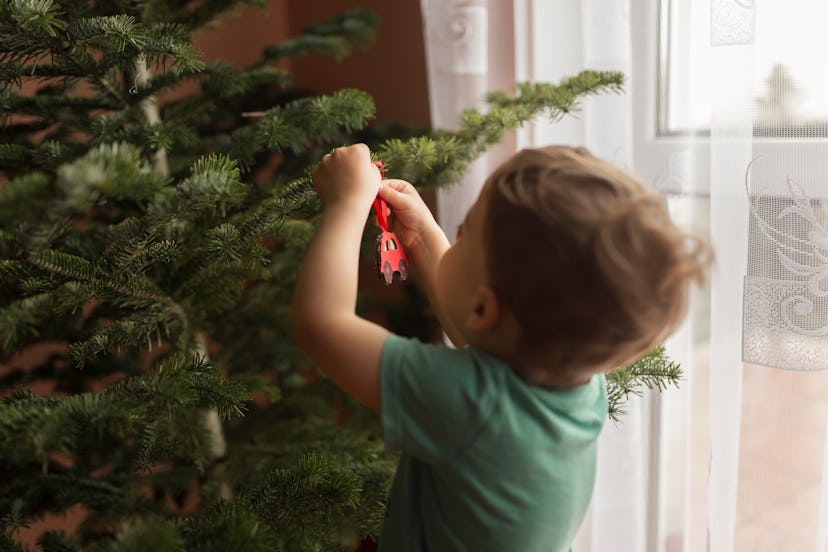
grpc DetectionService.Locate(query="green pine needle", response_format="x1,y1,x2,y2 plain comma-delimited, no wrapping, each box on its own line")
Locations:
606,345,683,422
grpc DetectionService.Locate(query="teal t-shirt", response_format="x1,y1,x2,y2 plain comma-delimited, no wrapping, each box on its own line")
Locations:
378,334,607,552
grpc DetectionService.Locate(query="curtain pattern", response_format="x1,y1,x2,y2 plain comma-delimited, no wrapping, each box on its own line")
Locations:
743,149,828,371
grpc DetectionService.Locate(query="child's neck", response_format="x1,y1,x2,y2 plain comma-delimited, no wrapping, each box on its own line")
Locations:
515,363,593,390
468,327,593,390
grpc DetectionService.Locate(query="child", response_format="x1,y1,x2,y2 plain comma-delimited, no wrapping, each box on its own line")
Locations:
291,143,711,551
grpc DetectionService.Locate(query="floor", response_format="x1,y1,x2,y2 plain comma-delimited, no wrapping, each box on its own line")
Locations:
663,345,828,551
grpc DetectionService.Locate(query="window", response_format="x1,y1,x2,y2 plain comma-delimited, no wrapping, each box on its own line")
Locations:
659,0,828,136
647,2,828,550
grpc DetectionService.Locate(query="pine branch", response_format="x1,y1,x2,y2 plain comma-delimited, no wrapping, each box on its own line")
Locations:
127,51,231,502
0,172,51,219
174,0,267,31
37,530,81,552
221,88,376,171
103,236,180,281
96,519,184,552
201,62,291,99
6,0,65,39
176,500,279,552
66,15,145,51
29,249,94,281
378,70,626,188
606,345,683,423
2,92,121,115
0,59,87,88
0,291,53,350
67,308,175,368
1,472,147,528
142,22,203,71
0,120,52,140
0,532,26,552
90,109,200,159
54,142,169,207
14,245,191,364
260,8,379,64
243,452,361,545
0,354,250,472
174,154,246,216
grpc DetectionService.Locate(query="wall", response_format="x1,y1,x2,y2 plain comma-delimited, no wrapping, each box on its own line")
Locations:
194,0,430,126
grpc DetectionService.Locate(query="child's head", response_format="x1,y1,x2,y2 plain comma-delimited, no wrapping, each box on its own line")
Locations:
479,146,711,375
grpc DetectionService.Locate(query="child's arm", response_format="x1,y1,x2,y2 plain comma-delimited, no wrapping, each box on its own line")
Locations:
291,144,388,411
378,181,466,348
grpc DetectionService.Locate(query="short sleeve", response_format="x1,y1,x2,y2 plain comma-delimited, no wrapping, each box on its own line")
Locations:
380,334,500,466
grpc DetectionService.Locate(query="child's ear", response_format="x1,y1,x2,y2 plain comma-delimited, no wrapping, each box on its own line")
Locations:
464,285,501,332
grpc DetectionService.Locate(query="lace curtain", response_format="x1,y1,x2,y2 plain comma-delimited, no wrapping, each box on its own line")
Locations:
421,0,828,550
651,1,828,549
743,151,828,370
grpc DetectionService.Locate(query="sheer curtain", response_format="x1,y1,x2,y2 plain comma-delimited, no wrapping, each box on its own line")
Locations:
421,0,649,549
419,0,516,240
636,0,828,550
421,0,828,551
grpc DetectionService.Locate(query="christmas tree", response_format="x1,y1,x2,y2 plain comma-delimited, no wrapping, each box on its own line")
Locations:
0,1,679,550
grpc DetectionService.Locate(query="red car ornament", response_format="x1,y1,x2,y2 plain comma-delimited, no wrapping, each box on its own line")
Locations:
372,161,410,285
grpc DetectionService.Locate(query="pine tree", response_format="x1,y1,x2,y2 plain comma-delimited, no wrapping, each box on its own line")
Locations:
0,1,677,550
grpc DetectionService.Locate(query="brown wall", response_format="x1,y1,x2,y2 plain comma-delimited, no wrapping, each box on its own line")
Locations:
194,0,431,127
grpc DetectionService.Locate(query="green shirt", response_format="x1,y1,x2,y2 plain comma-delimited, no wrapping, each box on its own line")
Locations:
378,334,607,552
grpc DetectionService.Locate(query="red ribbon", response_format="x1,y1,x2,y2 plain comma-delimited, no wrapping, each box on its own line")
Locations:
372,161,390,231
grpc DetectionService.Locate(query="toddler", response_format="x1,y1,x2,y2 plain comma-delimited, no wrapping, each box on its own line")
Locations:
291,143,711,551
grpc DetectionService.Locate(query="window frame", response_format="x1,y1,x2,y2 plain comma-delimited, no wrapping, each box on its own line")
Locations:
632,0,710,195
637,0,828,197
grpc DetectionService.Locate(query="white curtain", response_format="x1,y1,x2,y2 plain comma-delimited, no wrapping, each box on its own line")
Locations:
421,0,828,551
419,0,516,239
639,1,828,550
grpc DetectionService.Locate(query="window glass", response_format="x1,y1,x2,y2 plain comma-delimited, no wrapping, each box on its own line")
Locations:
661,0,828,135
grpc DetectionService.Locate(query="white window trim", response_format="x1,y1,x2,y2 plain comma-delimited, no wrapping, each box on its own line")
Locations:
632,0,710,195
633,0,828,197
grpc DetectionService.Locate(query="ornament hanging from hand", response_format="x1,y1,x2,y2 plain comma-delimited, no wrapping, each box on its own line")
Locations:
372,161,409,285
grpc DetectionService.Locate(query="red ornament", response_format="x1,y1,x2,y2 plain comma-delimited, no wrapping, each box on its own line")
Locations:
372,162,409,285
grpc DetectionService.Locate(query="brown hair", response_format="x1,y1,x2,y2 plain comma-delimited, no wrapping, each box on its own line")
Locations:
482,146,712,373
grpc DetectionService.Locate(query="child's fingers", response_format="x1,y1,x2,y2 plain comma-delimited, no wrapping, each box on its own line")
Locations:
381,178,415,194
377,183,405,205
379,187,419,220
378,180,418,208
378,182,429,235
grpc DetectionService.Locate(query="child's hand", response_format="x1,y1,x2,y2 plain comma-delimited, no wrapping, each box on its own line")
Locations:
312,144,382,208
378,179,440,250
378,178,460,345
